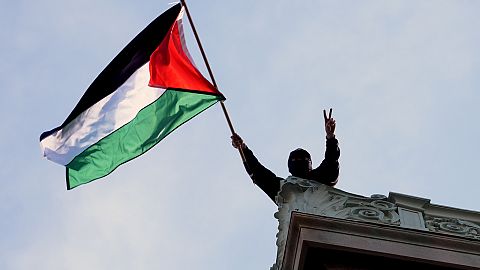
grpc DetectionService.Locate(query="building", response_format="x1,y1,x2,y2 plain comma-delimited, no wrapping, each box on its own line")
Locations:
271,176,480,270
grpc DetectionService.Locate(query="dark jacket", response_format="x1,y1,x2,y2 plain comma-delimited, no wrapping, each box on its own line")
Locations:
242,137,340,203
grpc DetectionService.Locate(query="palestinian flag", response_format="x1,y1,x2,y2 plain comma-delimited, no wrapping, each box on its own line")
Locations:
40,4,224,189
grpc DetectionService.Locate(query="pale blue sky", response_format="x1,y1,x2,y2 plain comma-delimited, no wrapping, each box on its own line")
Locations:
1,1,480,269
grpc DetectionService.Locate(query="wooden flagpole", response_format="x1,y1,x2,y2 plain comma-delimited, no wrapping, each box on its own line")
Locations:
179,0,246,162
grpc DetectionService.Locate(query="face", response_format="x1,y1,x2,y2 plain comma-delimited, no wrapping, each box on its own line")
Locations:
289,156,312,171
288,156,312,178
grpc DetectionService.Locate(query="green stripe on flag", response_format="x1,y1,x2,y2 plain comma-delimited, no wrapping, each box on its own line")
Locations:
66,90,220,189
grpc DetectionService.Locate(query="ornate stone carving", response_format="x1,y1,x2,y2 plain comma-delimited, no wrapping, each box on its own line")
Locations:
271,177,400,270
271,177,480,270
329,195,400,225
274,177,400,226
425,215,480,240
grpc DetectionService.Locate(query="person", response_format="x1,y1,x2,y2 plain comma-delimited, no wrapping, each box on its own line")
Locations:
231,109,340,203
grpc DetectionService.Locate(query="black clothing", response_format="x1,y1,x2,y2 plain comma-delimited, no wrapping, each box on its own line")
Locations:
242,137,340,203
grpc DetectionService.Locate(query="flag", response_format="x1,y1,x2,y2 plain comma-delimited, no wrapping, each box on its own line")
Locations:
40,4,224,189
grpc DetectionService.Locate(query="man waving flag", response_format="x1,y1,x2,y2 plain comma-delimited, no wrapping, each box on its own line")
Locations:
40,3,225,189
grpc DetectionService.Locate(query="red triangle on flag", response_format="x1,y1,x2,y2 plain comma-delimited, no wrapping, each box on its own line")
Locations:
149,18,220,96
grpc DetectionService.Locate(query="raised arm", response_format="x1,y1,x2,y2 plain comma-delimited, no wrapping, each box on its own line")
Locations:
231,133,281,202
308,109,340,185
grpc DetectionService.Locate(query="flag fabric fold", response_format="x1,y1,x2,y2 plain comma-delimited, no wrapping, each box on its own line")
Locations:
40,3,224,189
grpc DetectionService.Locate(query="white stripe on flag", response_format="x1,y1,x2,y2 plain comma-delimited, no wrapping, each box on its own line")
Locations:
41,63,166,165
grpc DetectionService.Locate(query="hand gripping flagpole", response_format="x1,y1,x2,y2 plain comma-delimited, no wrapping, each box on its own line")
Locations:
180,0,247,162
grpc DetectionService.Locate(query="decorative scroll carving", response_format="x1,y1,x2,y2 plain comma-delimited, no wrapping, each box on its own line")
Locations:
331,196,400,225
425,216,480,240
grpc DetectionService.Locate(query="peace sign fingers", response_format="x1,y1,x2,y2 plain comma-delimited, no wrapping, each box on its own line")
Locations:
323,108,333,122
323,108,335,139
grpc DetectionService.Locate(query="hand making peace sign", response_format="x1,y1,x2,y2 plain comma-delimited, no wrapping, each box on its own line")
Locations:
323,108,336,139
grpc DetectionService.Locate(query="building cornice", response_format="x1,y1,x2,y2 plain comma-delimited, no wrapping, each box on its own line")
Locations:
271,176,480,270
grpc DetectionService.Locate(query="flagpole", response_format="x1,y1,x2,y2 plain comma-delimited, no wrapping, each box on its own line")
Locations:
180,0,247,162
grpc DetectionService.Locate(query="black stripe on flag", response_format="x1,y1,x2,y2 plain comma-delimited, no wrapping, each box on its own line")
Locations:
40,4,181,141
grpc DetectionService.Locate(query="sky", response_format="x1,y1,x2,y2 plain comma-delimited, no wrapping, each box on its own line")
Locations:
1,0,480,269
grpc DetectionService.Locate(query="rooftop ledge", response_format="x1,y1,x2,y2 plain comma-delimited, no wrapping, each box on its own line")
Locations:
271,176,480,270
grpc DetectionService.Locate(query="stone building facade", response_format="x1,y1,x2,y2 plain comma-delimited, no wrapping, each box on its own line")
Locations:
272,176,480,270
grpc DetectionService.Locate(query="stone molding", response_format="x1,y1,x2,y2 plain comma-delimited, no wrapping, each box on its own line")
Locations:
271,176,480,270
282,213,480,270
